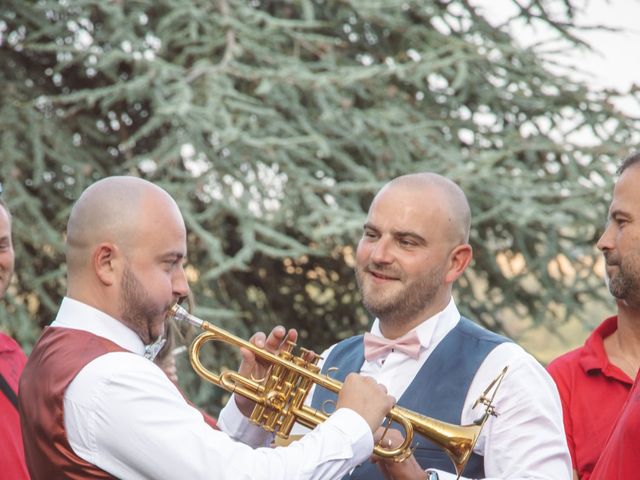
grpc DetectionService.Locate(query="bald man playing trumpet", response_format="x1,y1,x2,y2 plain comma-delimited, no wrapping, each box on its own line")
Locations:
19,176,395,480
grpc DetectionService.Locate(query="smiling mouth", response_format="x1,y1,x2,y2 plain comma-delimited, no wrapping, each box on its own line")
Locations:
368,270,399,281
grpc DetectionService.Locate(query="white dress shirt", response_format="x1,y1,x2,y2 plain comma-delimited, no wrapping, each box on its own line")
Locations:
296,298,572,480
56,297,373,480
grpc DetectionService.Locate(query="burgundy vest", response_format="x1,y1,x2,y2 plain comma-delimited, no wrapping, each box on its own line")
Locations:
20,326,218,479
19,327,121,479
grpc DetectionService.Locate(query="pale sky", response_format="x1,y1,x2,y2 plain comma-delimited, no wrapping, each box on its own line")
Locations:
472,0,640,115
570,0,640,91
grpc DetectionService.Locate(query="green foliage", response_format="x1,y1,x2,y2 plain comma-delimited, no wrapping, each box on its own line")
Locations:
1,0,637,412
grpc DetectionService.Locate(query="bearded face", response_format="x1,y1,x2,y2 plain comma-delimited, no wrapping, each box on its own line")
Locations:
603,249,640,306
119,264,168,344
597,164,640,309
355,259,446,323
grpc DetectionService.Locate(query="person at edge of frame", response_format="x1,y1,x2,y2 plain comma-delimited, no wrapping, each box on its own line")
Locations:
0,191,30,479
550,153,640,480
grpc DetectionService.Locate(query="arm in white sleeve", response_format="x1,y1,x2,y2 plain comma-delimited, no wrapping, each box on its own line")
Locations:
217,394,275,448
65,352,374,480
428,344,572,480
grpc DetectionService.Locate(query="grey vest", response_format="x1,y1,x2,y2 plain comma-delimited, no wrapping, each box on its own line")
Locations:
310,317,509,479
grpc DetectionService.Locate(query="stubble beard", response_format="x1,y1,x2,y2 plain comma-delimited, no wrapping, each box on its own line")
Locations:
605,251,640,308
355,263,444,328
119,266,165,344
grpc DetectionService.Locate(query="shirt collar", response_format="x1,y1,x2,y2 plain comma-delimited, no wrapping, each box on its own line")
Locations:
369,297,460,351
51,296,146,356
579,315,633,384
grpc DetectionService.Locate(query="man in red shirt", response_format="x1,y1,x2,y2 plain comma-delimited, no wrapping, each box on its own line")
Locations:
590,369,640,480
547,317,632,480
548,153,640,480
0,195,30,479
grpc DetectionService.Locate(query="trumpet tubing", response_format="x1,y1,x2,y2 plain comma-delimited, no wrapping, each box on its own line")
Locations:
170,304,503,478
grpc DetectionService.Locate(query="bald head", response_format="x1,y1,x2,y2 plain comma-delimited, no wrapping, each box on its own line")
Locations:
356,172,473,333
66,176,182,274
375,172,471,245
65,176,188,340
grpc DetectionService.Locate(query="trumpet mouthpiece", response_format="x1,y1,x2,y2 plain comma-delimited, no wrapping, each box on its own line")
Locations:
168,304,203,328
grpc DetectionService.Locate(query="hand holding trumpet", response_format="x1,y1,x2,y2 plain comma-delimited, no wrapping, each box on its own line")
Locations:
371,428,428,480
169,303,500,473
235,325,396,433
337,373,396,433
235,325,298,417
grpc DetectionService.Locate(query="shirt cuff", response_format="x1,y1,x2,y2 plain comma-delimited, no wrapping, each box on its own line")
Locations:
217,394,273,447
322,407,374,464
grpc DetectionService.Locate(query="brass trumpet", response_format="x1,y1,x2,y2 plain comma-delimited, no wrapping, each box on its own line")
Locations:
169,304,507,478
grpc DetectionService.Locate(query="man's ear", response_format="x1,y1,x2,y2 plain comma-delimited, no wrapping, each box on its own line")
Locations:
444,244,473,284
93,242,119,286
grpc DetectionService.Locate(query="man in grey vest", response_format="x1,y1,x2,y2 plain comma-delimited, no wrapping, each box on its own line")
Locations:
305,173,571,480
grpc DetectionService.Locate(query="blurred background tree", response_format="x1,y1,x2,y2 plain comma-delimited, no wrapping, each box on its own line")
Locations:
1,0,638,413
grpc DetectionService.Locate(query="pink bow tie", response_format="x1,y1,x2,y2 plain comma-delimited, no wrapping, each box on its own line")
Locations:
363,331,422,362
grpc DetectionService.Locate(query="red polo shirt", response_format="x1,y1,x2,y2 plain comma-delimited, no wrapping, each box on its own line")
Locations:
590,369,640,480
0,332,29,479
547,316,633,480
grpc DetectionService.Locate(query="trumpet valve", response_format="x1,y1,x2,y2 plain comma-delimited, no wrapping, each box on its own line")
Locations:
298,347,322,367
265,390,288,411
282,340,296,354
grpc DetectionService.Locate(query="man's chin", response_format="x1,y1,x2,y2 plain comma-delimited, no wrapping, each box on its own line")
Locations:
363,298,396,318
608,283,627,300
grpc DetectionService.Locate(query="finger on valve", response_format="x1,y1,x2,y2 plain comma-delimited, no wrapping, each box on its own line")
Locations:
236,325,298,417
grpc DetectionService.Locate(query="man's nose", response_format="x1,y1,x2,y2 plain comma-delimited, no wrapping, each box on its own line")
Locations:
173,266,190,299
596,223,614,252
370,237,394,264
